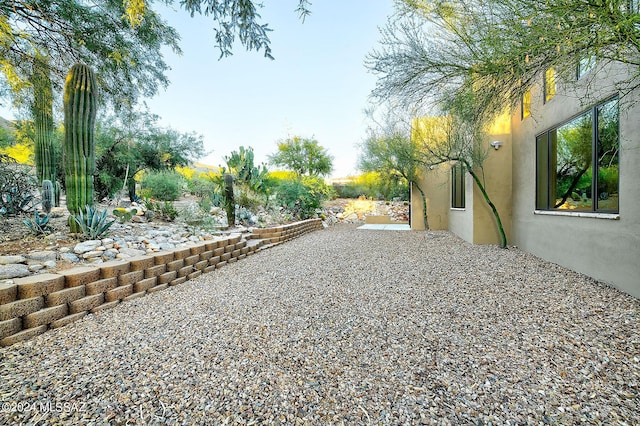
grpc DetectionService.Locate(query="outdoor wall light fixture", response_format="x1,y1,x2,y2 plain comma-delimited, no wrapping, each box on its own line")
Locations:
490,140,504,150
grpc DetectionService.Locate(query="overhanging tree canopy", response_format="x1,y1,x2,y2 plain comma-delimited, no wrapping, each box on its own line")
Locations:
1,0,181,111
367,0,640,123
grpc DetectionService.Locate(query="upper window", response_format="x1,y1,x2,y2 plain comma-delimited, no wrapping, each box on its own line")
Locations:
577,56,595,79
451,163,465,209
536,97,619,213
544,67,556,103
521,88,531,120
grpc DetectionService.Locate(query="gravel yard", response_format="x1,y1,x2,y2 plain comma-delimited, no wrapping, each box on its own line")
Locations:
1,224,639,425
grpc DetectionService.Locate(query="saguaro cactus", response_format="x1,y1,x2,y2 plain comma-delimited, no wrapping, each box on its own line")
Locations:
63,63,98,232
41,180,53,214
31,55,57,191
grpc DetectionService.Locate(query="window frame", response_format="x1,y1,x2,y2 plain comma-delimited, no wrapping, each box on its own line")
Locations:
451,163,466,209
535,96,620,214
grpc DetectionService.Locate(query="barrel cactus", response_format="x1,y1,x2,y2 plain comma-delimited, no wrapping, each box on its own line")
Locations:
41,179,53,214
63,63,98,232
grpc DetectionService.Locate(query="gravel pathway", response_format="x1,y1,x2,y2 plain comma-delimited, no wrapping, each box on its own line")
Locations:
1,224,639,425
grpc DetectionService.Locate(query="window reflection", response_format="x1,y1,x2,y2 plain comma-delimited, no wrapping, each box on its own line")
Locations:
595,99,619,211
535,98,619,213
554,112,593,210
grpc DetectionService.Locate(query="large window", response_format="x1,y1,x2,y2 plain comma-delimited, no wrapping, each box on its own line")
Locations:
451,163,465,208
544,67,556,103
536,97,619,213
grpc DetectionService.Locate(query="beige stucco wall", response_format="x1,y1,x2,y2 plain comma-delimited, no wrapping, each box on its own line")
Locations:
410,164,449,230
471,130,513,245
510,62,640,297
447,114,513,246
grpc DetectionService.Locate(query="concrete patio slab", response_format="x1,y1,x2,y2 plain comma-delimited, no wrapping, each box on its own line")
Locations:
357,223,411,231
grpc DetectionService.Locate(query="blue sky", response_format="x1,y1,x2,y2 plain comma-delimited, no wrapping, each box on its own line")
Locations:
2,1,394,178
146,1,394,178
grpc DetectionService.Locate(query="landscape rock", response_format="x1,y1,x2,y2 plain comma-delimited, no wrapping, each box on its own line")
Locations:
28,264,45,272
60,253,80,263
43,261,57,269
26,251,57,262
0,264,30,279
82,251,103,259
118,247,146,257
73,240,101,254
0,256,26,265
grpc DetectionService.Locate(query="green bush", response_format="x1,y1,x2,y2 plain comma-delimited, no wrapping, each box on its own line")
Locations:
141,171,184,201
186,175,218,198
332,174,409,200
599,165,618,195
274,175,334,219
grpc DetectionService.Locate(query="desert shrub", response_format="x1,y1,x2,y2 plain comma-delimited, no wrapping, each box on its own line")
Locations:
274,175,334,219
140,171,184,201
143,198,179,221
186,174,218,198
0,154,39,216
332,172,409,200
333,182,367,199
235,188,264,211
178,203,224,231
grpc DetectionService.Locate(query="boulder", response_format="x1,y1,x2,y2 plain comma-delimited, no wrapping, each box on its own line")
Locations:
0,256,26,265
0,264,30,280
73,240,101,254
27,251,57,262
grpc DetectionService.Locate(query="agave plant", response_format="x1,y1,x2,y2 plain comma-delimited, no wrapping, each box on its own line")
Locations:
23,212,51,235
73,205,114,239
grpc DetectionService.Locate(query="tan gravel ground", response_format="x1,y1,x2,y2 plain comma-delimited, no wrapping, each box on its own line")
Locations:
1,224,639,425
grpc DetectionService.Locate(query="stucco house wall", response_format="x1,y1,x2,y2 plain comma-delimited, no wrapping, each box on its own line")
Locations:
510,63,640,297
410,164,450,231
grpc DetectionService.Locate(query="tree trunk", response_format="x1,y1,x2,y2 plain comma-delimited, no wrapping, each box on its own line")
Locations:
463,162,507,249
553,165,590,208
412,181,429,230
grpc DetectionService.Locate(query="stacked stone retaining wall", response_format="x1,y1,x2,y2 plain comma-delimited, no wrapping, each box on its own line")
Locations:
0,219,323,347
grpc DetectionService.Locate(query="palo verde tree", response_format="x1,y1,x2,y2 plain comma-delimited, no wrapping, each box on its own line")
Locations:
368,0,640,123
30,55,55,184
1,0,313,112
1,0,181,112
412,91,508,248
125,0,312,59
269,136,333,177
